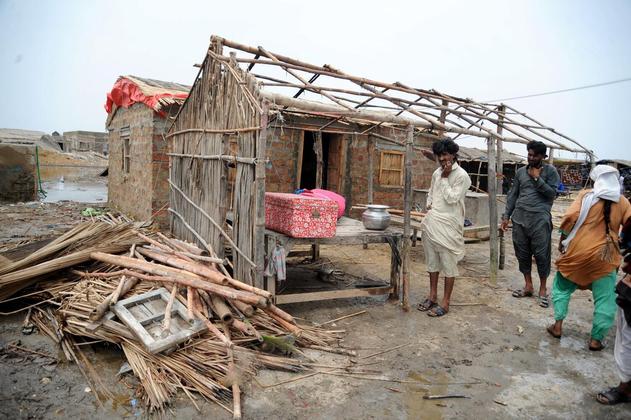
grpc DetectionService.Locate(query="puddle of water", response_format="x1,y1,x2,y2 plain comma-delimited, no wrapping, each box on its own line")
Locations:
41,180,107,203
404,370,448,419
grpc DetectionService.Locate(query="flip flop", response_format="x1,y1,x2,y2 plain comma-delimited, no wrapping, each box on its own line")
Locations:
428,305,448,317
589,340,605,351
538,295,550,308
512,288,533,298
546,325,561,339
597,387,631,405
417,298,437,312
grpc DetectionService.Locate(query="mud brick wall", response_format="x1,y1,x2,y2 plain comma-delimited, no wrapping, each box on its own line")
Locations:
347,134,435,210
151,117,170,228
265,128,301,193
107,104,170,228
0,144,37,203
263,126,436,212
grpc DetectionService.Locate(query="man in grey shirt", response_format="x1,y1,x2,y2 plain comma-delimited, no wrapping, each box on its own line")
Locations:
501,141,560,308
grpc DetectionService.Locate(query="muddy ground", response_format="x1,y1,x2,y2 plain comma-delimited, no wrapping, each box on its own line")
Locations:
1,198,630,419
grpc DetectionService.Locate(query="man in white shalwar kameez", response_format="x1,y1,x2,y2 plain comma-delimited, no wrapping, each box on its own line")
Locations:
418,139,471,317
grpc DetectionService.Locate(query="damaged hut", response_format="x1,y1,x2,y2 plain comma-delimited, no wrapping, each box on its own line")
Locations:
105,75,190,228
167,35,593,308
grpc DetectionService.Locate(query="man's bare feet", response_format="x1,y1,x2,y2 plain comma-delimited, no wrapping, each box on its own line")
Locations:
546,323,562,339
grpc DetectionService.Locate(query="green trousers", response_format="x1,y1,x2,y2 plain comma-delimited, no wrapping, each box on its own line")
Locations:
551,270,617,341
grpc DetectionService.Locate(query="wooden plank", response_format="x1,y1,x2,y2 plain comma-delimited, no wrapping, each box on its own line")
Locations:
275,286,392,304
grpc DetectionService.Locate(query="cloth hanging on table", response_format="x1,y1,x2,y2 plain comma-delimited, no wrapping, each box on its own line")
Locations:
264,244,286,281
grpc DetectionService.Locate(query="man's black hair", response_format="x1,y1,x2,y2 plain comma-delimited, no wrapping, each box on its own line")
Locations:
527,140,547,157
432,139,459,158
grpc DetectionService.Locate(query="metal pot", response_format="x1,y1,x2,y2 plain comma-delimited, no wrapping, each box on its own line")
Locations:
362,205,391,230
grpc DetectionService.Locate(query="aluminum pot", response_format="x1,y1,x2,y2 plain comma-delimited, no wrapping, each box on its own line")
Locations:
362,204,391,230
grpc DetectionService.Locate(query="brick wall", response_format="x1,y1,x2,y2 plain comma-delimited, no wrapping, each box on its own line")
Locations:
265,127,302,193
107,104,170,227
347,133,436,210
263,126,437,211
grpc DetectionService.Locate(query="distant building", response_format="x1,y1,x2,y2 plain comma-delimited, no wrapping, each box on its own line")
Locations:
62,131,108,154
105,75,190,227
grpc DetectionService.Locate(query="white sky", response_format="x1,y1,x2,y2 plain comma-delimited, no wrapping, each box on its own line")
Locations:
1,0,630,160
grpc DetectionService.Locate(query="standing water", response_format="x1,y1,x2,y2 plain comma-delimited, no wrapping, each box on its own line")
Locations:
41,179,108,203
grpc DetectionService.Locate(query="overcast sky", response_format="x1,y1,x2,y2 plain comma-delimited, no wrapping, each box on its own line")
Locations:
1,0,629,160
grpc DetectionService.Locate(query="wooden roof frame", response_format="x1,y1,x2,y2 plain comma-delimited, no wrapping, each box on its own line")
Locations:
198,35,592,157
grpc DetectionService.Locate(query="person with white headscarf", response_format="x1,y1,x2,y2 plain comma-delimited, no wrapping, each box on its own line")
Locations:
547,165,631,351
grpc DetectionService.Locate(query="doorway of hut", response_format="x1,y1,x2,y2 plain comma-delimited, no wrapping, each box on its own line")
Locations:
298,131,344,193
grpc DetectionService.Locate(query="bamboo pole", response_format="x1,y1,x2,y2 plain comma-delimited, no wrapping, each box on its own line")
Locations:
487,136,498,285
401,125,413,311
230,299,255,317
209,294,234,324
136,247,229,286
496,105,506,194
90,253,267,307
253,101,269,289
166,127,261,138
168,181,256,267
162,284,178,336
257,46,354,111
167,153,257,164
260,91,488,138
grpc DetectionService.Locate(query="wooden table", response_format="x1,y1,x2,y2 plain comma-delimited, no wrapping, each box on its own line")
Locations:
264,217,402,304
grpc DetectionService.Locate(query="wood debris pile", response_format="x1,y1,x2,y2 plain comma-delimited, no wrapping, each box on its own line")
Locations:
0,217,343,417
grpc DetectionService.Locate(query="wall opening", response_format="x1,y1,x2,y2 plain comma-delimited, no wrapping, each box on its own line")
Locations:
299,131,344,191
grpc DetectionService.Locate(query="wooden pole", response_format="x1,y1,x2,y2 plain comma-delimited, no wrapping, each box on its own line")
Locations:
496,105,505,194
548,147,554,165
254,101,269,289
367,135,374,204
401,125,413,311
312,130,323,260
488,136,498,285
315,131,323,189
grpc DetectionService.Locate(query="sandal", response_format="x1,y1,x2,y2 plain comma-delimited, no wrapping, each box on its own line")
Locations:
512,288,533,298
597,387,631,405
428,305,448,317
589,340,605,351
417,298,437,312
538,295,550,308
546,325,561,339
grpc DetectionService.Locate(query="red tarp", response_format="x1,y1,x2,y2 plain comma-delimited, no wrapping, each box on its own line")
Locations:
104,77,188,117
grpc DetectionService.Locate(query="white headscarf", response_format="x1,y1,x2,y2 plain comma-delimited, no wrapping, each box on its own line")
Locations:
561,165,621,251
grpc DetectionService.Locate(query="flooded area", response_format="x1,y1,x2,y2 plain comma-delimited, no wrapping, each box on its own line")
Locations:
41,178,107,203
